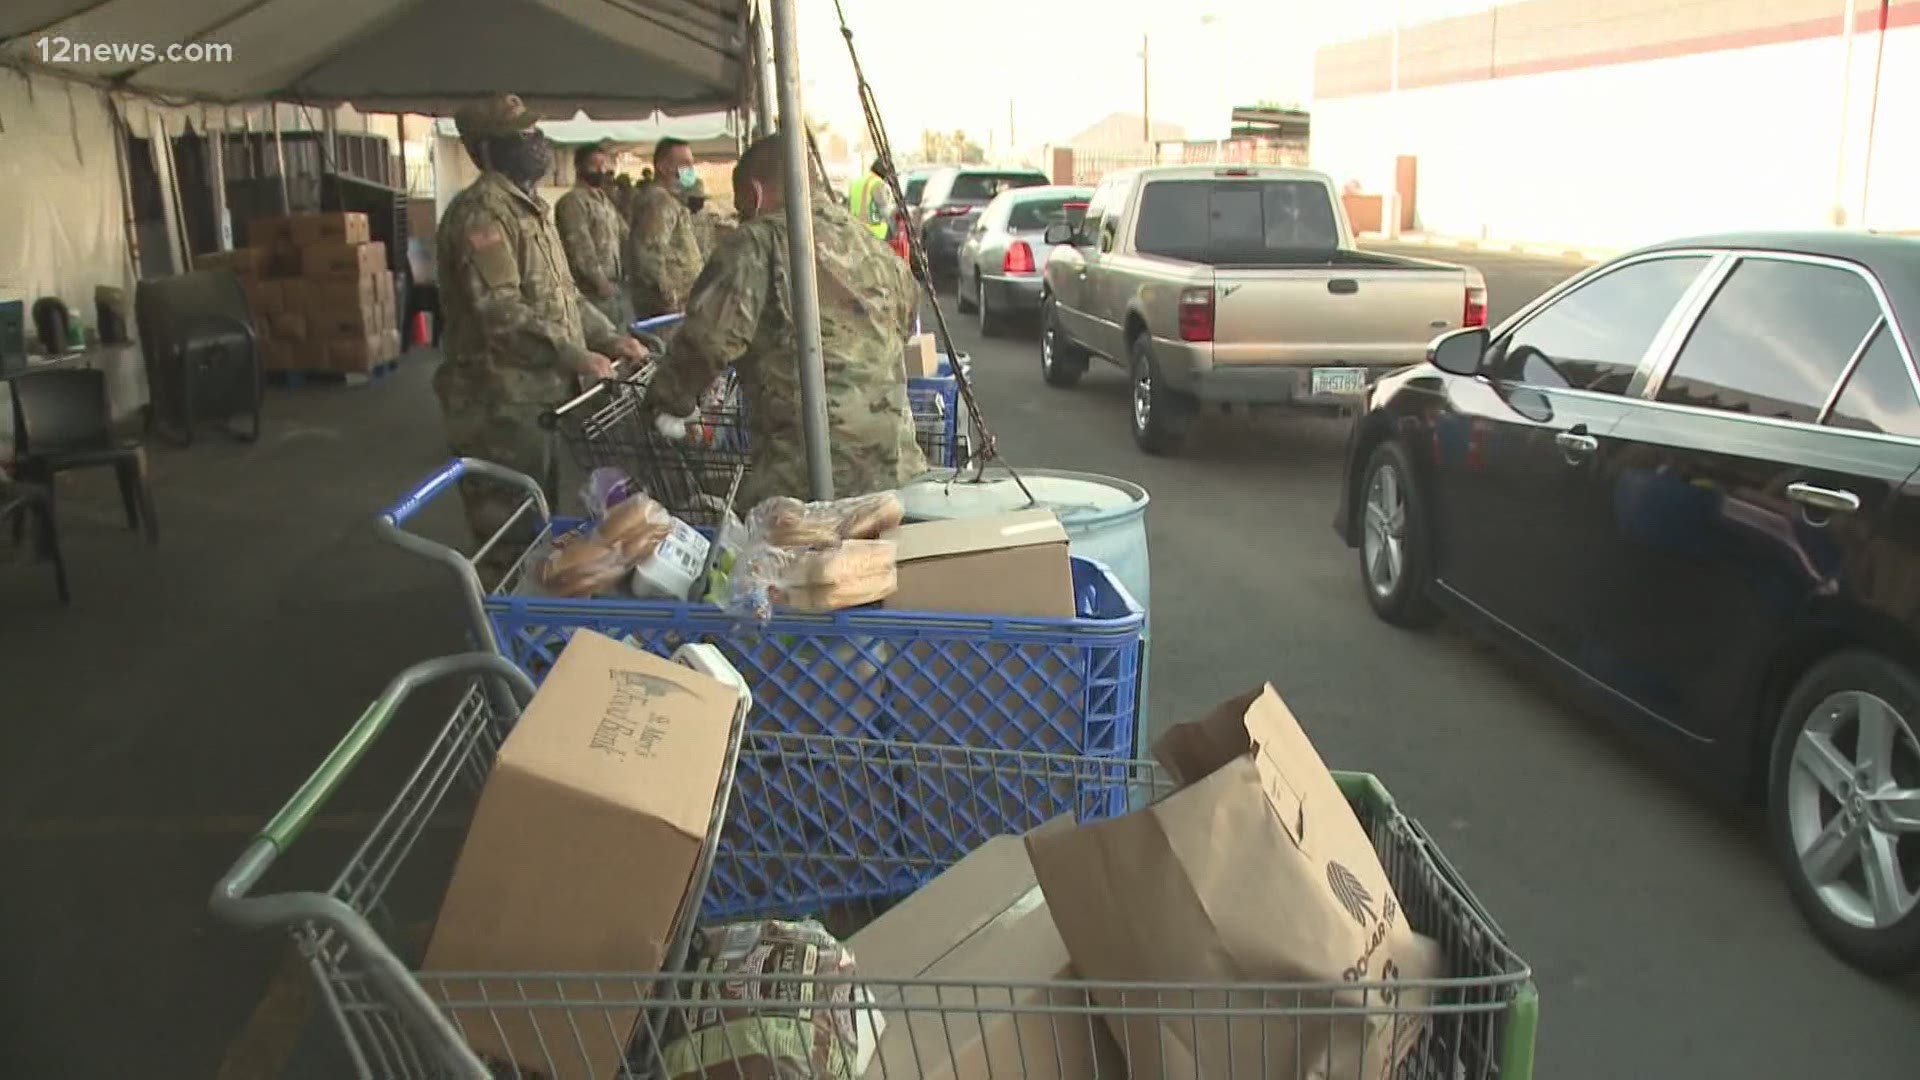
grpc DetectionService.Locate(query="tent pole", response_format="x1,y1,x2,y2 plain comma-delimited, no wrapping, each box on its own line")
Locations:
209,127,231,251
769,0,833,500
152,122,187,275
755,10,777,141
271,105,291,213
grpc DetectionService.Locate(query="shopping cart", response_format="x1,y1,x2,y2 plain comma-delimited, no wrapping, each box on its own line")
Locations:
212,649,1539,1080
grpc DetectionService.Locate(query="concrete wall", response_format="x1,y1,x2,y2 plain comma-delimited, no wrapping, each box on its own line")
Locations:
1311,0,1919,248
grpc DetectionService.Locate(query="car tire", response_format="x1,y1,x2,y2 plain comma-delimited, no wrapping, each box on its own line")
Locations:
1040,296,1088,389
978,280,1006,338
955,265,977,313
1357,441,1438,628
1128,334,1193,455
1769,651,1920,975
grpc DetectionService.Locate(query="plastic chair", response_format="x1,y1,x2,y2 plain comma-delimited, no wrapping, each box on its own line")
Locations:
10,367,158,545
0,482,70,603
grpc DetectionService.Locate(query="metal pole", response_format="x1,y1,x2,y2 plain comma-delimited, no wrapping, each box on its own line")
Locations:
769,0,834,500
271,103,291,213
754,12,778,141
1140,33,1150,143
209,127,231,251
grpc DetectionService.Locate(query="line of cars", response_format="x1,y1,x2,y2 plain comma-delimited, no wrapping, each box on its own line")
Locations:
912,162,1920,974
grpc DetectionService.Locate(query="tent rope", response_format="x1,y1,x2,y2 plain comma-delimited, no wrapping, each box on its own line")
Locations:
828,0,1032,499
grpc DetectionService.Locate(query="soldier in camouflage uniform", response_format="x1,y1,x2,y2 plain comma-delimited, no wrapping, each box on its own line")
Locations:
648,136,927,506
554,141,634,330
625,137,707,319
433,94,649,575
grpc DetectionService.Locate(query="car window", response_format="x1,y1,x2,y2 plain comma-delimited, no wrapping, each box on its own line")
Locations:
1133,180,1340,263
1491,255,1710,395
1098,176,1134,251
1655,258,1885,422
1008,194,1091,232
1825,323,1920,437
904,176,928,206
1079,179,1113,243
920,171,953,205
949,172,1047,201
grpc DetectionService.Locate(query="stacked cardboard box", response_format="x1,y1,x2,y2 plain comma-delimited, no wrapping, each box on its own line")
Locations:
198,211,402,376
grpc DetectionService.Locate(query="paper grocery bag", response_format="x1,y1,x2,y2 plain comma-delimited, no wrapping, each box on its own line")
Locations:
1026,685,1445,1080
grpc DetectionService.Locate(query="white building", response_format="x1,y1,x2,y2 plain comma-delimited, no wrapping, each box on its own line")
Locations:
1310,0,1918,250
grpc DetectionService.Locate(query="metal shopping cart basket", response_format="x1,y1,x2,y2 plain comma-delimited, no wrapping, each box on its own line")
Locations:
212,649,1538,1080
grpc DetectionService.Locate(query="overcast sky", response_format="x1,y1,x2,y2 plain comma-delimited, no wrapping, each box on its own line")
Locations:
788,0,1426,149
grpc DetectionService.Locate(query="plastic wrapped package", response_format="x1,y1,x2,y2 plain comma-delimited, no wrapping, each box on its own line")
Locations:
650,919,881,1080
722,493,906,621
535,492,675,598
581,467,644,520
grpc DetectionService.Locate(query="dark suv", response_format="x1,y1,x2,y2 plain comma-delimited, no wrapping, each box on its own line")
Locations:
913,167,1049,281
1335,231,1920,974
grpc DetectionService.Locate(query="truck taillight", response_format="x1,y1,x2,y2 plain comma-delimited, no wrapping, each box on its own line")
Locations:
1464,285,1488,328
1003,241,1035,274
1178,286,1215,342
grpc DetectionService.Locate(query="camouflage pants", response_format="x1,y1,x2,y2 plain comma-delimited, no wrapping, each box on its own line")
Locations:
583,287,635,335
442,404,558,585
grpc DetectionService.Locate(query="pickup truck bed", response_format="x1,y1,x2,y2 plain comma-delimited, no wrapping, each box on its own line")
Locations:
1040,165,1487,454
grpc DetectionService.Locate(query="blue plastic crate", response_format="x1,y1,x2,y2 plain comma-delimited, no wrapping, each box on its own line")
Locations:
489,524,1143,916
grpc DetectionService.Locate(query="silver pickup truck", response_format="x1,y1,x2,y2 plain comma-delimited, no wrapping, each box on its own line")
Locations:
1039,165,1488,453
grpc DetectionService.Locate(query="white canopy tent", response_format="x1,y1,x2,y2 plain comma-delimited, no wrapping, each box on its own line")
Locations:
0,0,760,119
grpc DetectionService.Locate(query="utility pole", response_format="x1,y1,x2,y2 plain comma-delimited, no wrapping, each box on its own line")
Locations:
1008,98,1016,150
1140,33,1151,143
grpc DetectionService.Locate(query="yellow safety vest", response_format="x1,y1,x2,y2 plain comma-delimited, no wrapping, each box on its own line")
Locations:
849,172,890,240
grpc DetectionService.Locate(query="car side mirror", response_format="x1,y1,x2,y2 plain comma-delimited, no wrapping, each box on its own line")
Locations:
1043,222,1073,245
1429,327,1489,376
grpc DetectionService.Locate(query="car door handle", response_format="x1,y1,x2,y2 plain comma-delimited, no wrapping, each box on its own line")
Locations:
1328,279,1359,295
1785,482,1861,515
1554,431,1598,455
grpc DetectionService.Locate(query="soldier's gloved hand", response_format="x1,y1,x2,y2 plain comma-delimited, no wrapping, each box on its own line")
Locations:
609,336,651,366
654,410,698,441
578,351,618,380
596,280,617,300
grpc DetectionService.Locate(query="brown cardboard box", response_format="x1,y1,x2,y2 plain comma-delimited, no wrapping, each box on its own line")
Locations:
241,278,281,316
383,328,402,361
289,210,370,247
267,311,308,341
881,509,1074,618
261,340,298,371
300,241,387,279
309,296,381,337
1026,686,1447,1080
278,278,310,316
194,247,270,276
850,835,1126,1080
424,630,738,1080
249,215,294,248
328,333,385,372
904,333,941,378
312,275,380,312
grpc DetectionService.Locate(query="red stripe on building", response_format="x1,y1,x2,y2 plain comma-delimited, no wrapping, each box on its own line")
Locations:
1321,0,1920,99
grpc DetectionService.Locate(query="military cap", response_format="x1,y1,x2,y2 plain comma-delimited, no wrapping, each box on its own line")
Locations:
455,93,540,138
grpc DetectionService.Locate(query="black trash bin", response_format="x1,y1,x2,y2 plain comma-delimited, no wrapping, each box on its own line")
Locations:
134,269,263,447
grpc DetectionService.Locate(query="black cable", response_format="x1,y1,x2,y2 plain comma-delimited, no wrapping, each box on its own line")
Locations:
826,0,1032,498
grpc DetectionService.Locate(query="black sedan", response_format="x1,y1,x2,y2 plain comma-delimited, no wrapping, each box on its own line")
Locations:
1335,231,1920,974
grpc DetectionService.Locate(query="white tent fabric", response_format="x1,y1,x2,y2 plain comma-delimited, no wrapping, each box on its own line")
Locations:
0,0,754,117
429,111,741,155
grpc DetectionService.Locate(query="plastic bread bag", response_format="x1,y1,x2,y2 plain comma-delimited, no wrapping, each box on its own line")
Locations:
581,467,644,521
749,492,905,547
536,529,636,599
596,490,675,562
647,919,881,1080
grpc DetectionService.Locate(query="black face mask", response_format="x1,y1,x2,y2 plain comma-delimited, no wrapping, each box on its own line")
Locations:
687,196,707,214
584,170,612,188
481,133,552,188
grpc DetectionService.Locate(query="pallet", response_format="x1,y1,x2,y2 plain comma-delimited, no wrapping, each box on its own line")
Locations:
265,360,399,388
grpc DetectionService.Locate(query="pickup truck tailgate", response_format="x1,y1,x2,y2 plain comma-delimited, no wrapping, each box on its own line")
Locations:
1212,267,1466,367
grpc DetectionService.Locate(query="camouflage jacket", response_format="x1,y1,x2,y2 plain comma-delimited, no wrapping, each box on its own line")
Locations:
553,185,625,297
691,207,738,260
650,192,928,504
434,171,622,410
625,180,705,319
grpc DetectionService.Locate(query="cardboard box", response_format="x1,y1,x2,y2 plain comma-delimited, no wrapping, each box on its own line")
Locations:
289,210,370,247
309,296,381,337
299,240,387,279
1026,686,1447,1080
248,215,294,248
850,835,1125,1080
328,333,385,372
194,247,270,276
383,328,402,360
881,509,1074,618
261,339,298,371
277,278,310,316
241,278,282,316
905,333,940,378
267,311,308,341
424,630,738,1080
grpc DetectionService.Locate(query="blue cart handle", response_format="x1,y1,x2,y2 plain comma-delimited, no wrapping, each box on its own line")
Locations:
631,312,686,334
375,458,552,659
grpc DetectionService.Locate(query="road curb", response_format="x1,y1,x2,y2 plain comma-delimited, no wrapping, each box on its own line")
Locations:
1362,231,1612,263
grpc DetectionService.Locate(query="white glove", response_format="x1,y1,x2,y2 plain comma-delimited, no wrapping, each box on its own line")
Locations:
655,410,697,441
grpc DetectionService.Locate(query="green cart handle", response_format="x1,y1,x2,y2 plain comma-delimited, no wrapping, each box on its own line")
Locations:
210,652,535,1079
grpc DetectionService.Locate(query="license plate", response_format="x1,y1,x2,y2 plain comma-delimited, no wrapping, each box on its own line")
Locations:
1310,367,1367,396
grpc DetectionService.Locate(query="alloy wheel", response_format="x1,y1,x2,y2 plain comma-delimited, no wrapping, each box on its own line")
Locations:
1133,362,1153,432
1363,463,1407,598
1787,690,1920,929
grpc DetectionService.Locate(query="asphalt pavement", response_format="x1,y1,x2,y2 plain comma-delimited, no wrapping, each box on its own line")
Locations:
932,241,1920,1077
1,241,1916,1077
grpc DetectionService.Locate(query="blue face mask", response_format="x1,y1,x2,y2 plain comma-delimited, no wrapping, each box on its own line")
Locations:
676,165,698,189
